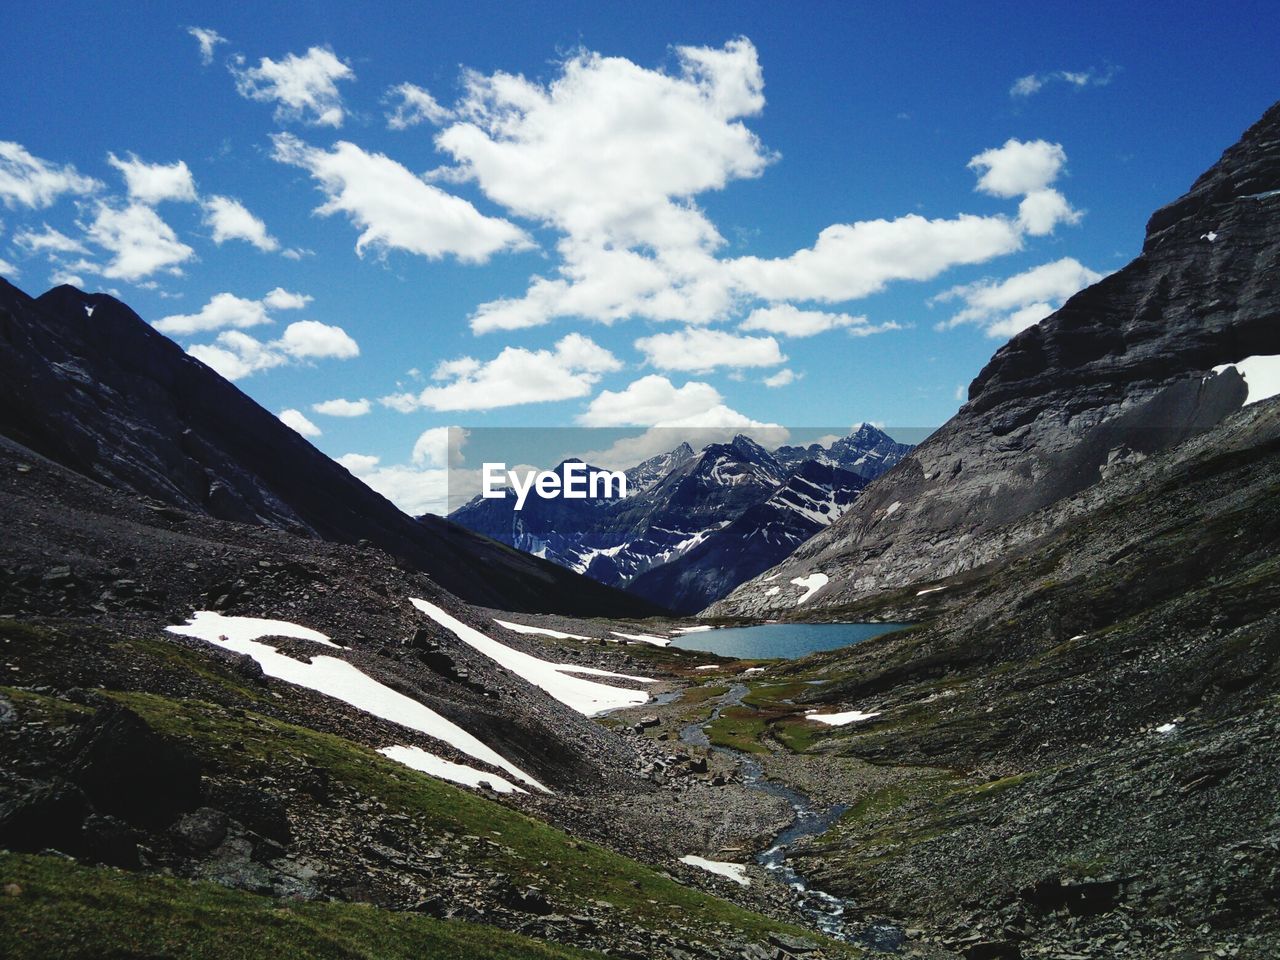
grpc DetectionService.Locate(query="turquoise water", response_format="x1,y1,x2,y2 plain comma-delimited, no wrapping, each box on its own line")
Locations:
670,622,908,659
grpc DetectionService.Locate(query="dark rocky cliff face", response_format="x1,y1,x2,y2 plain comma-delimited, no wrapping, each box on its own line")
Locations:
711,99,1280,617
0,280,663,618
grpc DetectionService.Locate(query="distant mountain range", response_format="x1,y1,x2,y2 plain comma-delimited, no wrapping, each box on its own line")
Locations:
448,426,912,613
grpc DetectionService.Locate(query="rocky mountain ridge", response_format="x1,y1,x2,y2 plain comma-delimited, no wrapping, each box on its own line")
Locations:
712,99,1280,618
0,279,660,618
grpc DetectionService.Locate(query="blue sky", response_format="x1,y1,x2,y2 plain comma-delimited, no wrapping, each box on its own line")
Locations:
2,2,1277,512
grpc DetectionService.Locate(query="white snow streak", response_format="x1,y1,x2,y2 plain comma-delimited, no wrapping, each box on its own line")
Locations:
790,573,829,605
808,709,882,726
609,630,671,647
166,610,548,792
378,745,524,794
679,855,750,886
413,598,651,715
494,619,591,641
915,586,946,596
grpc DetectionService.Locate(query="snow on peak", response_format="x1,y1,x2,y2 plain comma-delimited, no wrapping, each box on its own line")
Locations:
412,598,652,715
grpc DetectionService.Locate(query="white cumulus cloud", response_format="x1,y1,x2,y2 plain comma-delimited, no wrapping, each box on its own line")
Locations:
934,257,1104,339
232,46,354,127
155,292,271,335
731,213,1023,303
272,133,530,263
577,374,728,427
0,141,101,209
202,195,279,251
84,202,194,280
382,333,620,412
635,328,785,372
969,138,1067,198
279,408,321,437
187,319,359,381
312,397,371,417
262,287,312,310
275,319,359,359
107,153,198,205
763,368,797,388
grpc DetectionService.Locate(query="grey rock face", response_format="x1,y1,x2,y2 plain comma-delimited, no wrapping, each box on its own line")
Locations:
711,100,1280,618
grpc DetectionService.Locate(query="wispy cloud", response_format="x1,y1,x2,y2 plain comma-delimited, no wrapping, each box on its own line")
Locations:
1010,66,1117,99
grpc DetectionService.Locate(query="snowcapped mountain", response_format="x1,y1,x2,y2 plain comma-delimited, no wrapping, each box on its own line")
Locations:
627,460,868,613
774,423,914,479
449,428,912,610
624,441,695,493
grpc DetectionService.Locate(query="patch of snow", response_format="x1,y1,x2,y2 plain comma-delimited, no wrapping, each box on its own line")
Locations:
883,500,902,518
808,709,882,726
1156,722,1179,734
916,586,945,596
1200,231,1218,242
695,664,721,671
765,586,781,597
609,630,671,647
166,611,548,792
744,667,765,674
671,625,714,634
679,855,749,886
1241,188,1280,201
790,573,829,605
493,619,590,641
412,598,651,715
1212,354,1280,406
379,745,524,794
1068,634,1087,642
168,610,340,647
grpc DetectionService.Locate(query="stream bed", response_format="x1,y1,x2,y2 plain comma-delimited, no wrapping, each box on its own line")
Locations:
680,684,904,951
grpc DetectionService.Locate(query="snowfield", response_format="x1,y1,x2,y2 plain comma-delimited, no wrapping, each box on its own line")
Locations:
413,598,653,715
679,855,750,886
166,611,549,793
808,709,882,726
1212,354,1280,405
493,619,590,641
378,745,524,794
789,573,829,605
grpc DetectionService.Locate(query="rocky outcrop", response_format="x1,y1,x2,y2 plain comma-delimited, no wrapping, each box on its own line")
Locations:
711,99,1280,617
0,280,661,617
